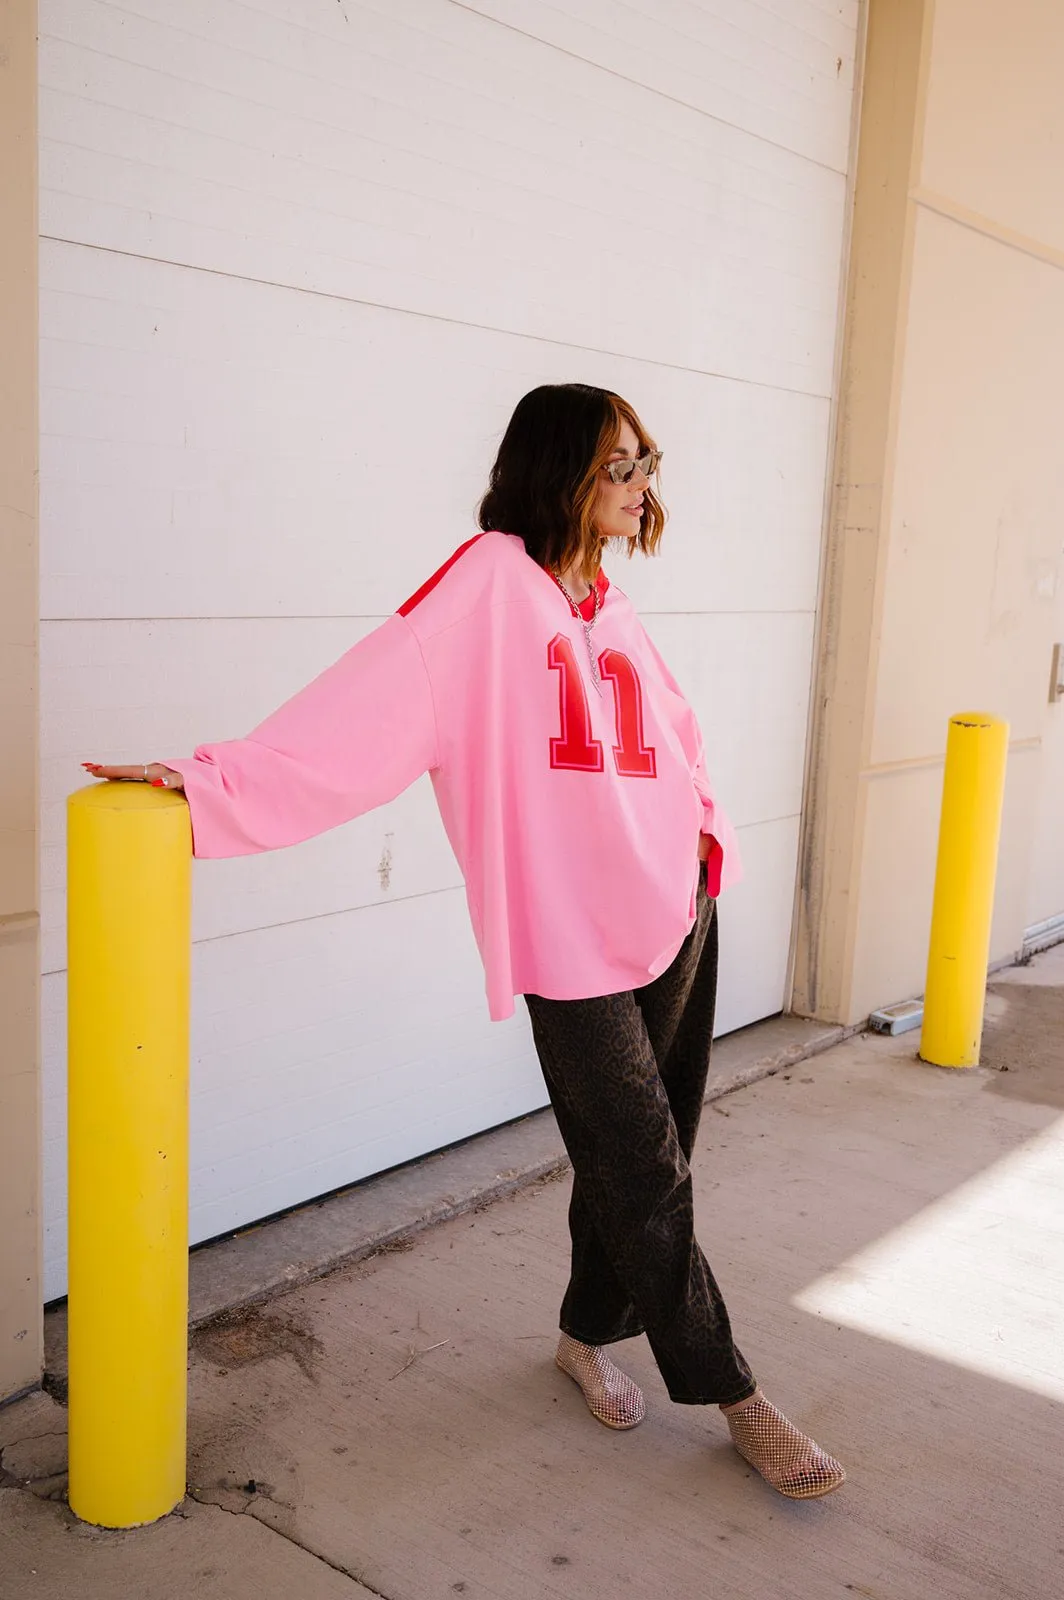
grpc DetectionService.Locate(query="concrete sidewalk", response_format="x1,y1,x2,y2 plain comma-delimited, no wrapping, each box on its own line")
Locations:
2,946,1062,1600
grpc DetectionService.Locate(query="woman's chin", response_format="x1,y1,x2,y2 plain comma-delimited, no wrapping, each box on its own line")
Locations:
596,526,642,552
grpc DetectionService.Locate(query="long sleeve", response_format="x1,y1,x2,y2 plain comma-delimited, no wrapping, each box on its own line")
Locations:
637,624,743,895
164,614,439,858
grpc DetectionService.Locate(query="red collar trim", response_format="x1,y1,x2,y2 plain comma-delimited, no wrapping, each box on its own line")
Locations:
576,568,609,620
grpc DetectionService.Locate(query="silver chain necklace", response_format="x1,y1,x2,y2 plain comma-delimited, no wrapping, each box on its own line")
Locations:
550,568,602,690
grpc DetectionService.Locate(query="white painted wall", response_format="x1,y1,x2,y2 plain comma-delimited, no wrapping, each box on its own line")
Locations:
39,0,859,1298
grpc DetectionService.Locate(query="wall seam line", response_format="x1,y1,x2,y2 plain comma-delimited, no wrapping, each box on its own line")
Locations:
912,185,1064,274
39,234,834,401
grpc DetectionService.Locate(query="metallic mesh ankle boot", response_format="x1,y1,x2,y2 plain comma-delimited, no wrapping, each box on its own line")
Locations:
721,1390,845,1499
555,1333,646,1430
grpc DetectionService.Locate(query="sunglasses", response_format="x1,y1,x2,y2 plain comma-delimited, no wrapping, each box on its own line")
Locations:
604,450,662,486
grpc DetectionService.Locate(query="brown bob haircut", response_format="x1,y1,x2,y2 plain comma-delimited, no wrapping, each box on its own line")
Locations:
478,383,666,583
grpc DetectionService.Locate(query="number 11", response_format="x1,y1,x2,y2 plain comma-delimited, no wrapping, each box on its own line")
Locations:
548,635,657,778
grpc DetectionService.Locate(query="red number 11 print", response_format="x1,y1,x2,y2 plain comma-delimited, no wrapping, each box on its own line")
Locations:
548,636,657,778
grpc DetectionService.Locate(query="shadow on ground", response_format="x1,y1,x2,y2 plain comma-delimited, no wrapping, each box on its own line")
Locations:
2,948,1061,1600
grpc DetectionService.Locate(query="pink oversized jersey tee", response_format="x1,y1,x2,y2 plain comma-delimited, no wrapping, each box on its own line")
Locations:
166,532,741,1021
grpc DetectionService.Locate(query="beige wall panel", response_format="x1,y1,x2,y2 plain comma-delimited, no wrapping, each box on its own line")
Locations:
0,57,37,921
801,0,1064,1022
848,741,1037,1023
0,0,41,1400
991,745,1043,958
0,466,37,922
871,208,1064,765
791,0,925,1024
0,922,41,1392
848,767,938,1023
1027,701,1064,930
920,0,1064,254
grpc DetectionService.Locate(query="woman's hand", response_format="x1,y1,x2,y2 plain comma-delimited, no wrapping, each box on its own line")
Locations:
82,762,185,791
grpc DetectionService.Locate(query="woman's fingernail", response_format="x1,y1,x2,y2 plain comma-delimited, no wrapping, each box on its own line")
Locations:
151,779,164,787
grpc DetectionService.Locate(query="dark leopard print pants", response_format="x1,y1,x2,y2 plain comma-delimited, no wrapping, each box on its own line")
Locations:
524,871,756,1406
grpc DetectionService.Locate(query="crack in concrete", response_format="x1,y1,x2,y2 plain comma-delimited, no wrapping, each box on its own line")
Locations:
0,1429,67,1453
187,1485,254,1516
0,1428,70,1500
0,1444,68,1505
189,1489,394,1596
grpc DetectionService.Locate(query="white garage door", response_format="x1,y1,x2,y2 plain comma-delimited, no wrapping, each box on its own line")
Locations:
39,0,860,1298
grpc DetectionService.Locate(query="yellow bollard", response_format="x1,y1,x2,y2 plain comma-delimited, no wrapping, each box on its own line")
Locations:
919,713,1009,1068
67,782,192,1527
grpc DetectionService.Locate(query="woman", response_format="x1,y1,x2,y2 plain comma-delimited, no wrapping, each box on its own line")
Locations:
85,383,845,1500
